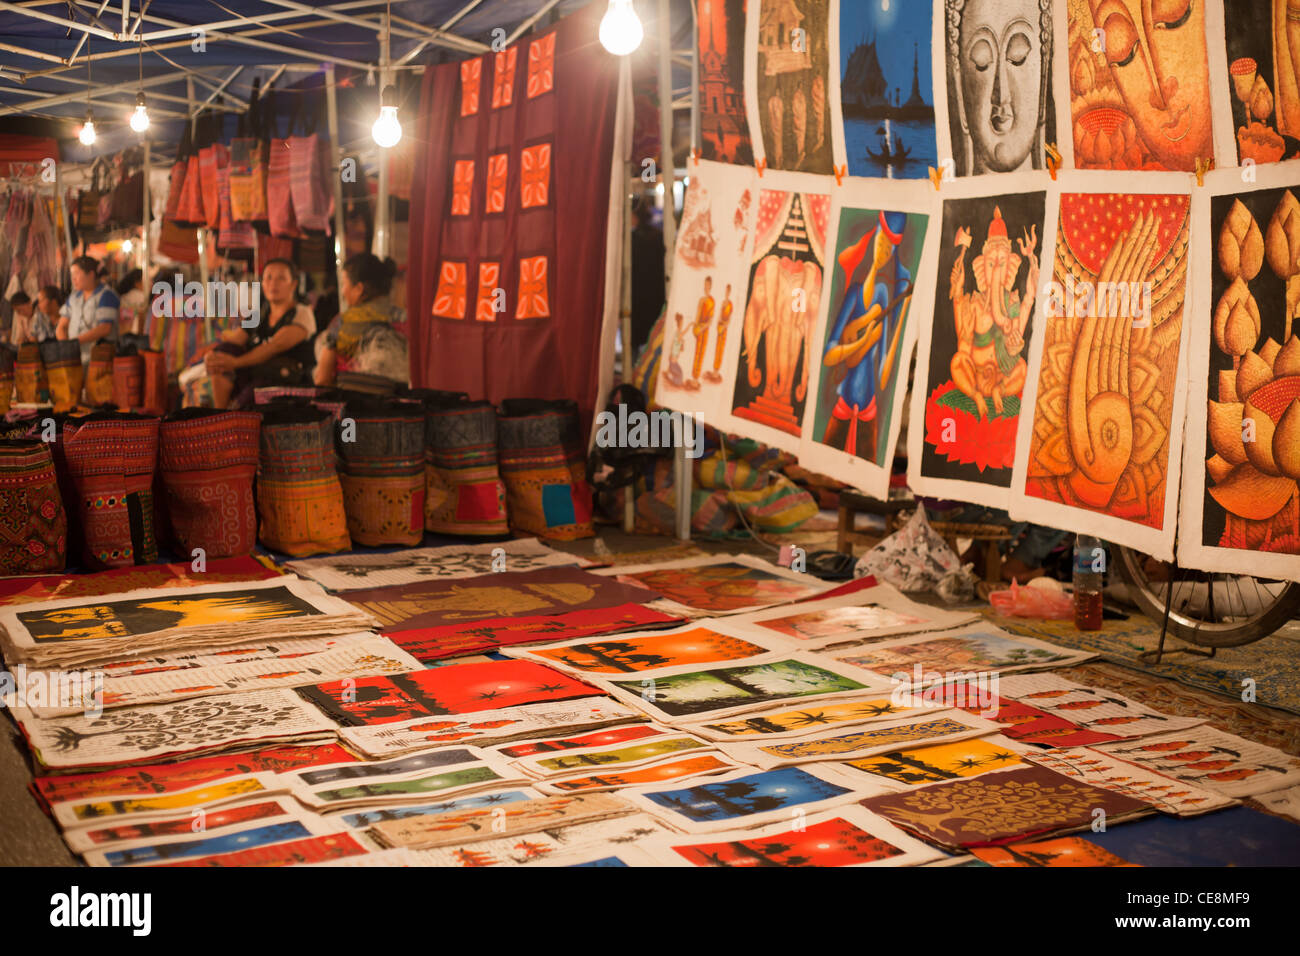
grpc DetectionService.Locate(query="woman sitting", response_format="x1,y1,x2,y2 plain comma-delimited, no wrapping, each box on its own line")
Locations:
205,258,316,408
314,253,409,391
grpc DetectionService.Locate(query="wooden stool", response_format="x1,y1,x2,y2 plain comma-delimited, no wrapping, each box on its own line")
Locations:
930,521,1013,583
836,489,913,554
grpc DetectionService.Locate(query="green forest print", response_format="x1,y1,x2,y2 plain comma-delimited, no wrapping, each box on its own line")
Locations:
614,659,865,717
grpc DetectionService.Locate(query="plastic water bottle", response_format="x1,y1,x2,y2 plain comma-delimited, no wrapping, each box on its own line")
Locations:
1072,534,1104,631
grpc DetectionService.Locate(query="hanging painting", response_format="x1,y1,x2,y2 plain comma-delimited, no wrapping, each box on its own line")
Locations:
837,0,936,180
655,159,758,425
799,182,938,495
699,0,754,164
1217,0,1300,166
1065,0,1213,171
1179,167,1300,582
753,0,834,174
1011,181,1192,559
940,0,1056,177
908,188,1047,509
724,178,831,453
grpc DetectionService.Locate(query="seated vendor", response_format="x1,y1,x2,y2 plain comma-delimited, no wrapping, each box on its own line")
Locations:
8,291,54,346
314,253,409,389
204,258,315,408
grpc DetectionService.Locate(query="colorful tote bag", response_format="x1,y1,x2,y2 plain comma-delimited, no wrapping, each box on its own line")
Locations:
256,403,350,556
198,141,228,231
267,133,298,238
0,439,67,573
39,340,83,413
14,342,48,405
62,412,160,569
112,347,144,411
85,341,116,406
216,164,257,249
497,398,593,540
159,408,260,558
423,398,508,537
288,109,333,233
335,397,425,547
229,78,269,224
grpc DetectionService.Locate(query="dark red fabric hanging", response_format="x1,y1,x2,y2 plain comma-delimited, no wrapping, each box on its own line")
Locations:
406,2,618,432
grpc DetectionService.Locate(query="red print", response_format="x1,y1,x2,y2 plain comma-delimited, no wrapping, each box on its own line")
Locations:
433,261,469,319
451,160,475,216
476,262,502,322
492,47,518,109
485,153,509,214
521,143,551,209
527,33,556,98
516,256,550,319
460,59,481,116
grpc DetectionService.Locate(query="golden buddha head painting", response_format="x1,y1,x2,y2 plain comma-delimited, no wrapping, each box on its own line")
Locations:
1069,0,1214,170
946,0,1054,175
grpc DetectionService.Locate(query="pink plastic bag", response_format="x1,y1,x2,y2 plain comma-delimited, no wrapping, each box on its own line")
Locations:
989,578,1074,619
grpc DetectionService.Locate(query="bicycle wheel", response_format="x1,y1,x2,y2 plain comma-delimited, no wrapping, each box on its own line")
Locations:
1113,545,1300,648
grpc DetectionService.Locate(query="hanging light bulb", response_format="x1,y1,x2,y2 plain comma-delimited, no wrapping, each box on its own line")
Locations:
600,0,643,56
371,85,402,148
129,92,150,133
79,108,97,146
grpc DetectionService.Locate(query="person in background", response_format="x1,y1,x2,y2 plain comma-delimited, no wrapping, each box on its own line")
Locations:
116,269,147,337
36,287,63,339
314,254,408,388
57,255,118,363
8,292,54,346
312,269,339,337
204,258,316,408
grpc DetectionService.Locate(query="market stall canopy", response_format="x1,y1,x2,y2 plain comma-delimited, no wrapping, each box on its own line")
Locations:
0,0,691,161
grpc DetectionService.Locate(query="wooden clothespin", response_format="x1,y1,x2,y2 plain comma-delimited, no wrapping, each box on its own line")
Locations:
756,157,767,178
834,164,846,186
1045,142,1062,180
928,166,943,191
691,147,701,166
1195,157,1215,187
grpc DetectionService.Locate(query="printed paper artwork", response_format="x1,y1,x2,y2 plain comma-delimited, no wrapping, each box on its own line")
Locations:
284,538,581,591
970,836,1138,866
1013,187,1191,558
799,188,937,495
909,190,1047,508
1180,172,1300,581
838,0,936,180
685,693,948,742
718,712,1000,769
625,764,859,832
536,754,742,795
942,0,1056,176
505,624,783,675
656,159,758,424
993,673,1206,740
597,555,830,614
723,584,978,649
1026,746,1237,816
1218,0,1300,167
726,183,832,450
296,659,601,726
598,653,885,722
838,735,1029,788
699,0,754,165
1092,726,1300,798
754,0,834,174
1066,0,1214,171
640,805,944,867
861,764,1151,849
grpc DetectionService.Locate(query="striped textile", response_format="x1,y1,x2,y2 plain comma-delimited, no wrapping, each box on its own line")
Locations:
335,397,426,547
159,409,261,558
62,412,161,569
422,398,508,537
256,404,350,557
497,399,593,541
39,340,83,413
0,439,66,573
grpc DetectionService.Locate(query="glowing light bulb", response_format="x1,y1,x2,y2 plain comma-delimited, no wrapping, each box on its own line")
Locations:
129,93,150,133
122,239,133,254
372,105,402,148
79,110,97,146
599,0,643,56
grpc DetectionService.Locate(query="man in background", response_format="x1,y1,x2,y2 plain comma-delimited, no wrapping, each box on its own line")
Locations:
57,256,118,363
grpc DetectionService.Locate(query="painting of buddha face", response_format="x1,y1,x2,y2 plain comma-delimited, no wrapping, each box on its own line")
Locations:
1069,0,1214,170
947,0,1053,176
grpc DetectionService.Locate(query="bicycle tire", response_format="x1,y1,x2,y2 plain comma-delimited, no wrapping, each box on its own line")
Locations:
1113,545,1300,648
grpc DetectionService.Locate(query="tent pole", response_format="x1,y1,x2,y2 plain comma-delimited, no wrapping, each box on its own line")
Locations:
325,64,348,304
373,11,390,260
140,130,150,288
657,0,675,282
